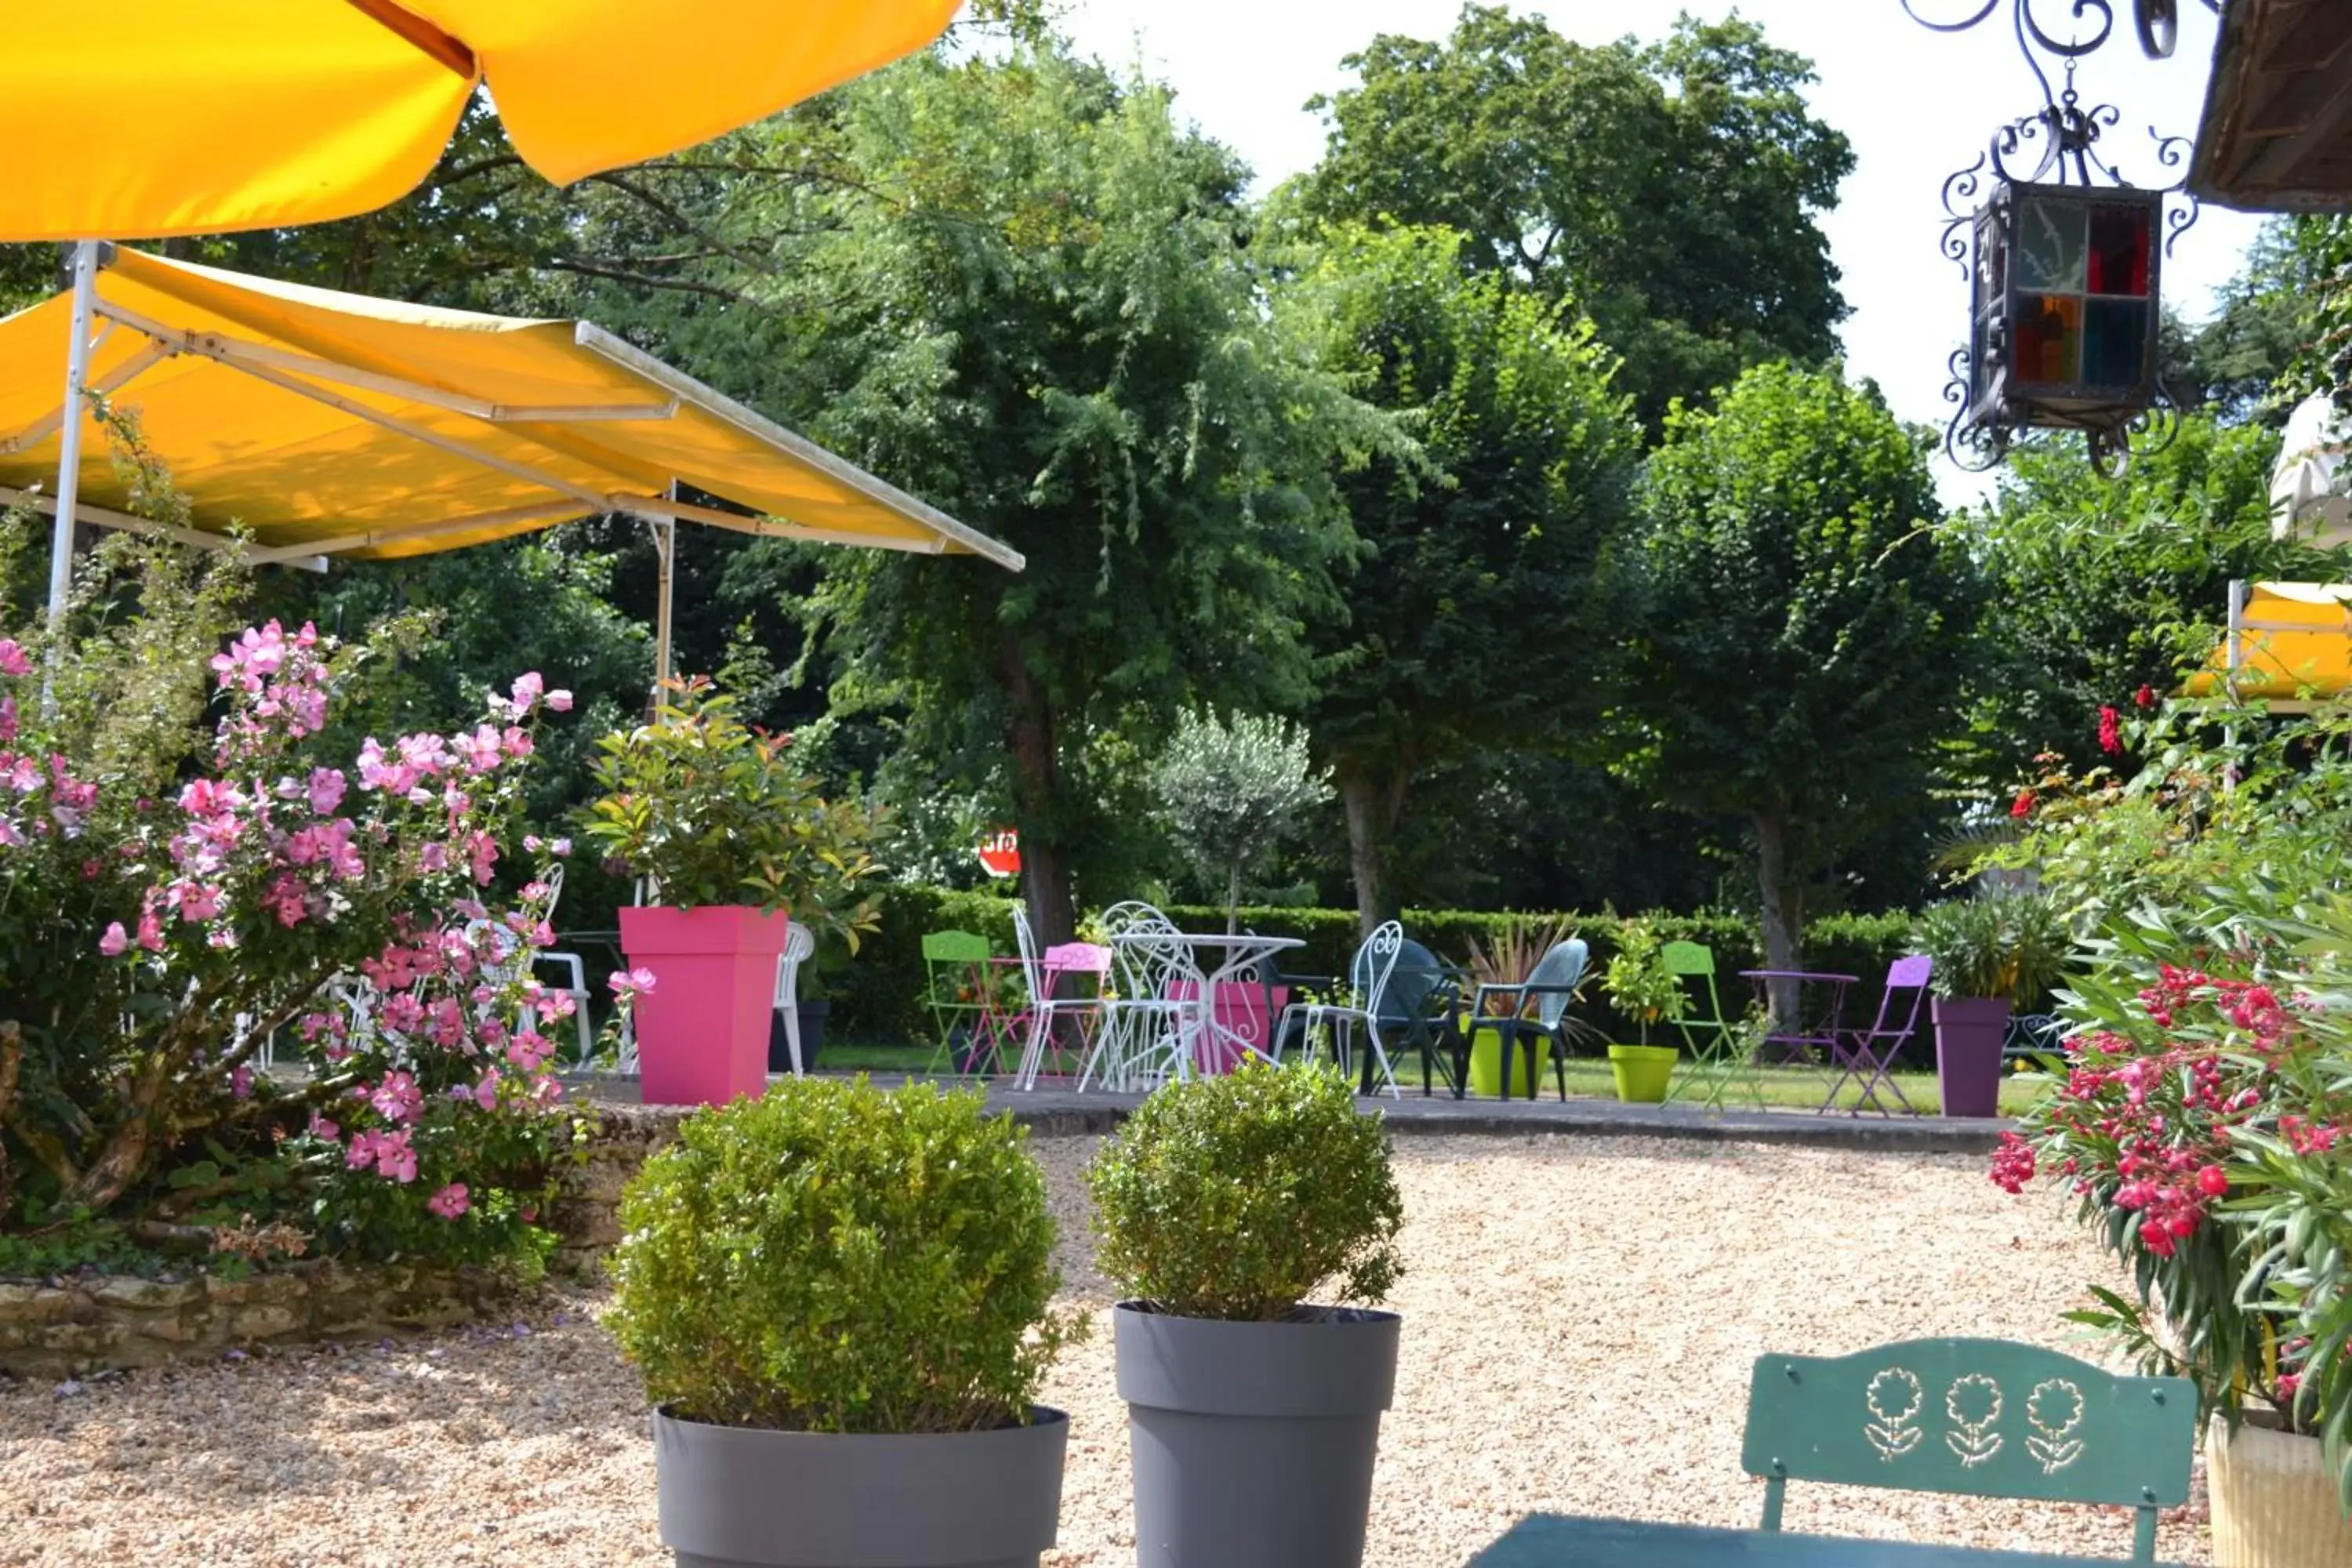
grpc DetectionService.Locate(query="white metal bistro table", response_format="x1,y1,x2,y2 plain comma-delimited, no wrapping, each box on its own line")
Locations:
1111,930,1303,1077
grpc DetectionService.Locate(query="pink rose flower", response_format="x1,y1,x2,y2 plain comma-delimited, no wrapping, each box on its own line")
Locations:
97,922,129,956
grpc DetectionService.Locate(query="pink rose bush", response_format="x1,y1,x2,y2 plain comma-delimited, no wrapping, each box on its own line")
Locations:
0,570,588,1272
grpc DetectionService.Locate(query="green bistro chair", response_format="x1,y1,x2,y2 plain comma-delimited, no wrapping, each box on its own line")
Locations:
1661,939,1760,1110
920,928,996,1075
1742,1337,2194,1563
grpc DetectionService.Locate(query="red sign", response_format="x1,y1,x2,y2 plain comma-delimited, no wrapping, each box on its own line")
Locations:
976,828,1021,878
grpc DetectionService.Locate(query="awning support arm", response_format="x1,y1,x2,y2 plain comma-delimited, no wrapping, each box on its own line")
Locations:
1,483,325,572
2,339,173,456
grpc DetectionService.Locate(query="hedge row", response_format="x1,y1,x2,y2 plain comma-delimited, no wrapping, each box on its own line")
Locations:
819,887,1924,1048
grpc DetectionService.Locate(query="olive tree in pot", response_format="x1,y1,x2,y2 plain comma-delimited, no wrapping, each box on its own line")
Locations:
604,1076,1080,1568
579,677,880,1106
1087,1062,1405,1568
1915,891,2067,1117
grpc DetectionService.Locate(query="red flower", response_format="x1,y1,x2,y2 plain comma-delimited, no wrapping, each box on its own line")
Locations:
1989,1131,2038,1194
2010,789,2036,819
2098,706,2122,755
2196,1165,2228,1198
2135,684,2156,710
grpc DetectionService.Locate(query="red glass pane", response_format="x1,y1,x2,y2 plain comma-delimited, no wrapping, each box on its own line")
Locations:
2011,293,2082,385
2088,206,2151,296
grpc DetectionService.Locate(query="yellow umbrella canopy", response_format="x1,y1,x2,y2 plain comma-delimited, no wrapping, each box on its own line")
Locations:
2183,582,2352,708
1,0,960,241
0,246,1021,567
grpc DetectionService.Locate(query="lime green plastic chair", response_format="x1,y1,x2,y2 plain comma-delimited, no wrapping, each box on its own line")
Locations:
1661,940,1759,1110
921,928,995,1074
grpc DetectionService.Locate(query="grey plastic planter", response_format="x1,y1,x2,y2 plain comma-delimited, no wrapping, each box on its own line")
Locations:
1114,1302,1402,1568
652,1404,1068,1568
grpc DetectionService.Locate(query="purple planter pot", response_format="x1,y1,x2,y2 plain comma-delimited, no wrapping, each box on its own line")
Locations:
1933,996,2011,1118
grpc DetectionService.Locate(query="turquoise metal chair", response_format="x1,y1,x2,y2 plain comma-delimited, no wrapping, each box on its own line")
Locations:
1742,1337,2194,1563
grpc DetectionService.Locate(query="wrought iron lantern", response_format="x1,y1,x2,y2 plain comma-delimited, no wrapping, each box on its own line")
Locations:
1906,0,2216,474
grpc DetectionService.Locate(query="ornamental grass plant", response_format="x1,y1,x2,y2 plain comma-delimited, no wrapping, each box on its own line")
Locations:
1086,1060,1403,1321
604,1076,1077,1433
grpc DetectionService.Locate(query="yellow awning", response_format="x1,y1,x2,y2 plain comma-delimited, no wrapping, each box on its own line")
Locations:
0,246,1020,570
0,0,960,241
2183,582,2352,706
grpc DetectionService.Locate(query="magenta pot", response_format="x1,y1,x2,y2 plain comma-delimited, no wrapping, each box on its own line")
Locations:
1932,996,2010,1118
620,906,791,1107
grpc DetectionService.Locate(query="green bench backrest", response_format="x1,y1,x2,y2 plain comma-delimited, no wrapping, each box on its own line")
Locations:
1742,1338,2194,1563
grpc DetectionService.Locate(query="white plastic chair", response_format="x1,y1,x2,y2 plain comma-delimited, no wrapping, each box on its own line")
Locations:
522,865,596,1068
1276,920,1406,1098
772,921,816,1077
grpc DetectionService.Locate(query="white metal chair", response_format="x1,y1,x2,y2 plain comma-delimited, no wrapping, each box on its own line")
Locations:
1079,902,1203,1092
772,921,816,1077
1010,903,1109,1089
1276,920,1406,1098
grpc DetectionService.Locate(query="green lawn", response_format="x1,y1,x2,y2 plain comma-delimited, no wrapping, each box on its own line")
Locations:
809,1040,2049,1118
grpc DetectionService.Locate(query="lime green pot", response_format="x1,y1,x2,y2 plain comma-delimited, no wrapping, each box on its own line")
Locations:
1606,1044,1677,1103
1465,1019,1544,1098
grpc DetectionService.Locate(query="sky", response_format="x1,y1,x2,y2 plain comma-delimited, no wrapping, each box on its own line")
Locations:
1053,0,2268,506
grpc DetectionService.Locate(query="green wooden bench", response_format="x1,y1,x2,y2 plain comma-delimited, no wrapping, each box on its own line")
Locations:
1742,1337,2195,1563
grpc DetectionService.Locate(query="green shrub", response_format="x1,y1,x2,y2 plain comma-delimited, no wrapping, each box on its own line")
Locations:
1915,892,2070,1007
604,1076,1075,1432
1087,1062,1403,1321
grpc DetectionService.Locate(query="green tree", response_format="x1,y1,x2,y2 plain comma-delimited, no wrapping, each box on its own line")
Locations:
1151,710,1331,932
751,49,1394,950
1284,224,1636,929
1613,363,1980,1002
1298,7,1852,428
1961,417,2319,785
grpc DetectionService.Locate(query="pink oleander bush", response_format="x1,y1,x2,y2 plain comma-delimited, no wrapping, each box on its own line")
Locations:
1983,696,2352,1507
0,516,588,1274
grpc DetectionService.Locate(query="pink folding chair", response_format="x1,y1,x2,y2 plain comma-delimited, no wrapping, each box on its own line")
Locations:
1823,954,1933,1117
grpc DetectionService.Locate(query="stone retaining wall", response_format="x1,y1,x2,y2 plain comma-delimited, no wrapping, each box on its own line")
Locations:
0,1259,517,1380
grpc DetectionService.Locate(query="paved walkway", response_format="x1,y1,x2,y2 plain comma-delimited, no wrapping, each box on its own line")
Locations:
569,1072,2013,1154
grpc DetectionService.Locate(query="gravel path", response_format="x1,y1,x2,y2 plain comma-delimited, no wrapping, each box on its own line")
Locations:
0,1134,2206,1566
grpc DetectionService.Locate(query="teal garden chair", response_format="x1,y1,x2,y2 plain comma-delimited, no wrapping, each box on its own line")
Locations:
1742,1337,2194,1563
1661,939,1759,1109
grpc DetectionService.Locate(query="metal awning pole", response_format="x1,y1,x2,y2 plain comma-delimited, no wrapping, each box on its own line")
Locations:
651,482,676,697
43,240,100,645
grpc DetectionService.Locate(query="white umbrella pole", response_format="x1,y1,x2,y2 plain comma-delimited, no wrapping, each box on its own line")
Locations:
44,240,100,641
650,513,675,691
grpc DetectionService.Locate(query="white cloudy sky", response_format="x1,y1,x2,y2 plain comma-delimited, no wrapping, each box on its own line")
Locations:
1051,0,2266,505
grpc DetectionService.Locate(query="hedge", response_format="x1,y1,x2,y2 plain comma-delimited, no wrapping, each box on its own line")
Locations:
820,888,1927,1051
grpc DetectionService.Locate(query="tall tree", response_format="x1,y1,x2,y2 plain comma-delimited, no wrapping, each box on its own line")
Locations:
1612,363,1979,1003
1299,7,1852,427
750,49,1394,950
1285,224,1637,931
1961,418,2315,784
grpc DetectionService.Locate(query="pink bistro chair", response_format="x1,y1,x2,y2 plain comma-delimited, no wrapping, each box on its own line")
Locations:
1824,954,1933,1117
1011,903,1112,1089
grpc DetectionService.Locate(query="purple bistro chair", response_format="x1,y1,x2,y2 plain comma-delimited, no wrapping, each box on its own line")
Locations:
1821,955,1932,1117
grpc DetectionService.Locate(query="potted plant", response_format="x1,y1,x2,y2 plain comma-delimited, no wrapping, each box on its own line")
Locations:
1915,891,2067,1118
1601,920,1683,1103
579,677,880,1105
605,1076,1079,1568
1087,1061,1405,1568
1460,917,1580,1098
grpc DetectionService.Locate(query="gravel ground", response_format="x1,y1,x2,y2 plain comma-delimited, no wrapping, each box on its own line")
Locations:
0,1134,2207,1566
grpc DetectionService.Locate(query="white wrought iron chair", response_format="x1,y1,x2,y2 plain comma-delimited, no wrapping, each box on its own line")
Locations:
1010,903,1109,1089
1079,902,1203,1091
771,920,816,1078
1276,919,1406,1098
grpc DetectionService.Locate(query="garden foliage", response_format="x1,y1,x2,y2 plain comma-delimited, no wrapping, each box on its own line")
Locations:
1087,1062,1403,1321
1912,893,2069,1006
0,512,586,1272
605,1076,1075,1432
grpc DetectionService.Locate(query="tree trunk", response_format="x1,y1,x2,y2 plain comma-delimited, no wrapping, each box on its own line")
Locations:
1225,863,1242,936
1001,639,1076,955
1338,763,1411,939
1755,807,1803,1033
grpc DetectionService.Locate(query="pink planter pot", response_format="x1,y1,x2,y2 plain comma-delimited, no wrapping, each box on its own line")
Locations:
619,906,791,1107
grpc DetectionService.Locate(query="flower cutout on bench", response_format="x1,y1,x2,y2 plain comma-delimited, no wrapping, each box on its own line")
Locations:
2026,1378,2085,1474
1864,1367,1925,1461
1944,1374,2005,1468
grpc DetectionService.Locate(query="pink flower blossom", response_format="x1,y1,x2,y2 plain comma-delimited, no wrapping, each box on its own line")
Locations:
230,1065,252,1099
136,906,163,953
372,1127,419,1184
0,640,30,678
470,1069,502,1110
506,1031,554,1072
510,673,544,714
545,689,573,713
97,922,129,956
456,725,503,774
307,1112,340,1142
0,696,18,742
369,1070,423,1123
608,967,658,1004
427,1183,470,1220
307,768,347,815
